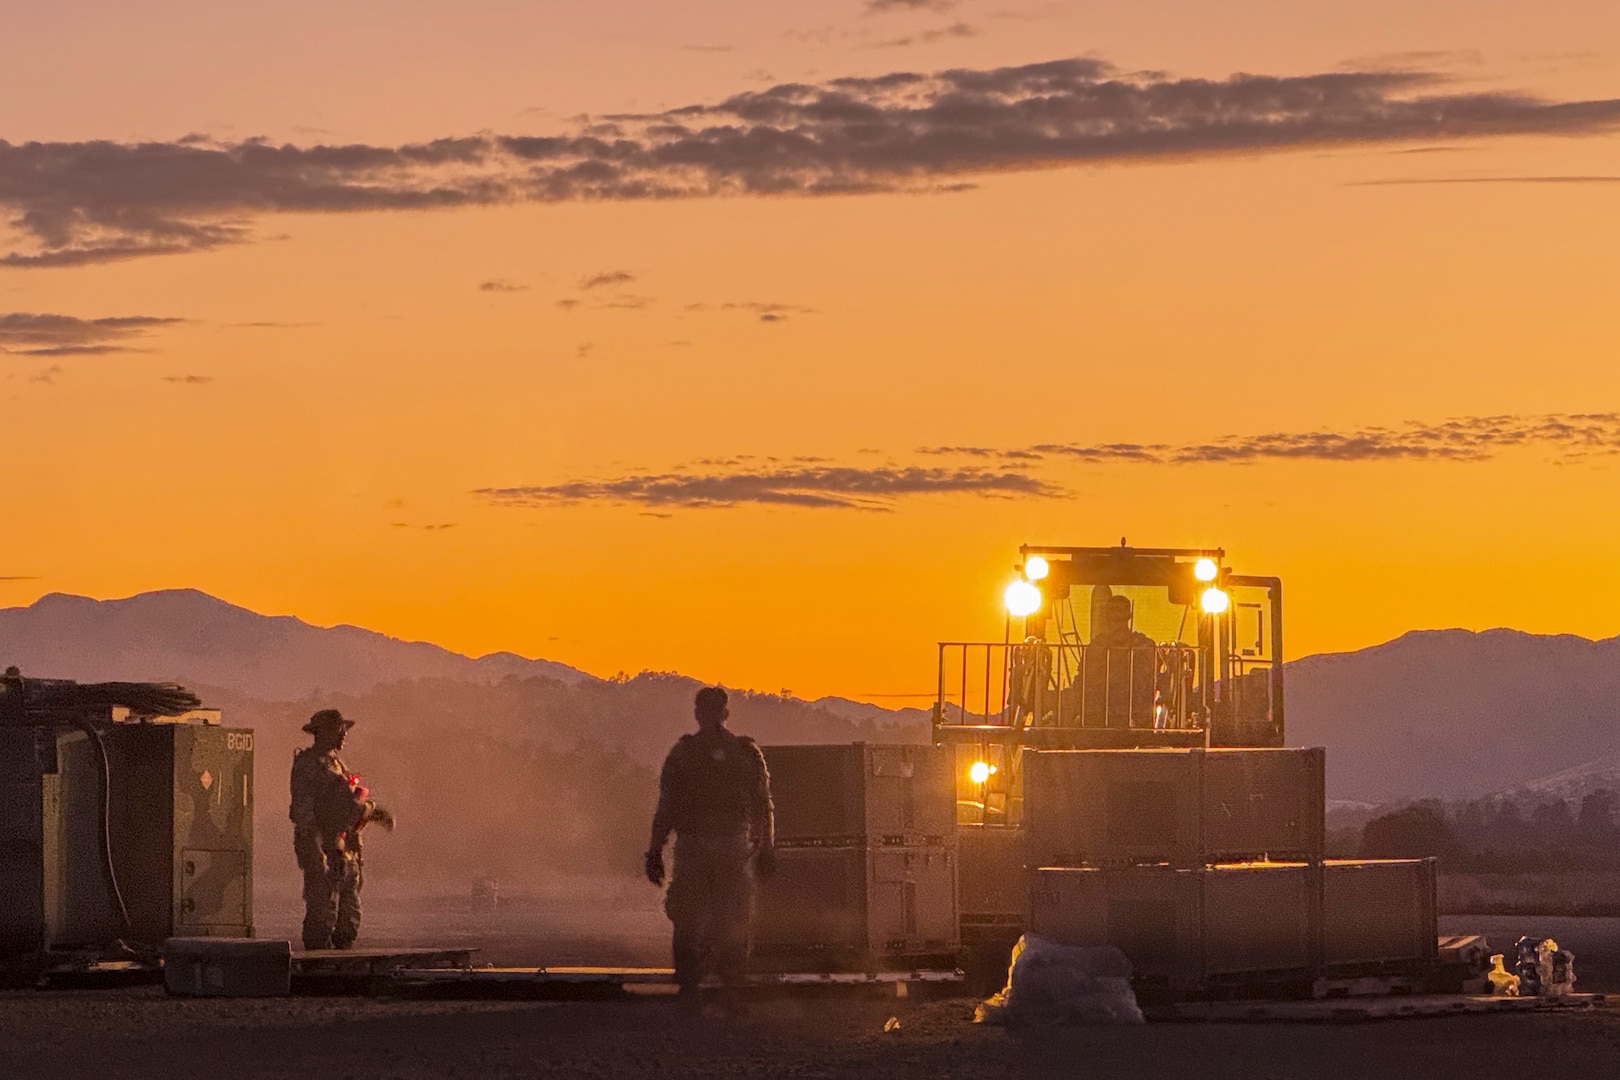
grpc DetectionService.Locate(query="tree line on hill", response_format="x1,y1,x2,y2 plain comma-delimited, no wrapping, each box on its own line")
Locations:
1354,791,1620,873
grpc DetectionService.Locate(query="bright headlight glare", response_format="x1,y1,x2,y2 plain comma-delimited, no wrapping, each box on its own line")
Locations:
1005,580,1042,617
1024,556,1050,581
969,761,991,784
1194,557,1218,582
1200,586,1230,614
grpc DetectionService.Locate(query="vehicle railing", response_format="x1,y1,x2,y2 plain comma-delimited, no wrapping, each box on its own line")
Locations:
935,641,1205,731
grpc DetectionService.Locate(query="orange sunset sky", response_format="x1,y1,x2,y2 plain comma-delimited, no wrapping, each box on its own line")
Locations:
3,1,1619,703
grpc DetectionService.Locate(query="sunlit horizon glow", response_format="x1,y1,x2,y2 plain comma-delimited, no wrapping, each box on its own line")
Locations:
4,1,1620,706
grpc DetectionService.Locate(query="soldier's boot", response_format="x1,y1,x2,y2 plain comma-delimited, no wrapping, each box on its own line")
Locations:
671,924,704,997
331,854,363,949
300,862,337,951
713,931,751,1018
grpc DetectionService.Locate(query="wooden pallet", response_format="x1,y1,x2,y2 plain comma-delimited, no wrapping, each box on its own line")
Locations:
395,966,961,984
392,965,962,998
291,947,475,974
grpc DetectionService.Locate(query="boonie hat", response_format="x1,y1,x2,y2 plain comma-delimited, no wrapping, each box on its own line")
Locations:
302,708,355,735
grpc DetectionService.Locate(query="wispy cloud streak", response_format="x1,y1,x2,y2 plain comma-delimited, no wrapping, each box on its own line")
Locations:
5,59,1620,265
0,312,182,354
476,464,1059,510
923,413,1620,465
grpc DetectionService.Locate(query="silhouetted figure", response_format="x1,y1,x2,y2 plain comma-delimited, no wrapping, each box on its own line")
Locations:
645,687,776,1004
1083,595,1157,727
289,709,393,950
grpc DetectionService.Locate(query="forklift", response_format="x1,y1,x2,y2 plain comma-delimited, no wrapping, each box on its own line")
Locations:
932,542,1287,979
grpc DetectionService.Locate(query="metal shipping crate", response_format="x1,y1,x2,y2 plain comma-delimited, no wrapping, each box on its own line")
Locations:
43,723,254,948
1029,863,1318,986
763,744,954,846
1201,748,1325,860
1024,748,1324,868
957,827,1028,923
1029,865,1202,982
752,844,958,971
164,937,290,997
1202,862,1319,977
1025,750,1199,868
1323,858,1437,970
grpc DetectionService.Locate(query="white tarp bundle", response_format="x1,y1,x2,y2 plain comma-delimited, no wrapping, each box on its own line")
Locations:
974,934,1145,1026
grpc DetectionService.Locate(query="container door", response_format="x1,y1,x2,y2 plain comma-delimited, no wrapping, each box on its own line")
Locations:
754,847,867,949
870,848,957,952
178,848,248,930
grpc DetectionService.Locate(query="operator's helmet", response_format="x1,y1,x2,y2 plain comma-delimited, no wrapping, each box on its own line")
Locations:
302,708,355,735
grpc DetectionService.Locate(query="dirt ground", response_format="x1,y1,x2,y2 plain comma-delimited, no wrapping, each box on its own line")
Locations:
2,985,1618,1080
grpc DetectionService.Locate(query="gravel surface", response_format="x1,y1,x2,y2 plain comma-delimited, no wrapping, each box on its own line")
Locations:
6,907,1616,1079
2,986,1618,1080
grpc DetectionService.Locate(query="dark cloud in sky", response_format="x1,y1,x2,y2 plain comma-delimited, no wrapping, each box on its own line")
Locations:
0,312,182,354
579,270,637,289
475,464,1058,511
922,413,1620,466
162,374,212,384
479,279,528,292
6,58,1620,266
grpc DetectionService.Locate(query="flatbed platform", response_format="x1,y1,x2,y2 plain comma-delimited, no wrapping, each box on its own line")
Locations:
290,947,477,992
292,947,476,973
392,965,964,998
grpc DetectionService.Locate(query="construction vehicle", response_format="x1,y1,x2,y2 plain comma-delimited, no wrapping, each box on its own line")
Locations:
922,542,1438,998
751,542,1304,986
933,544,1282,949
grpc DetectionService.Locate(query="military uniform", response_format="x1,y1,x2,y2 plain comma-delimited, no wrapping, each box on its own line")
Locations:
1086,624,1158,728
649,726,775,992
289,741,370,950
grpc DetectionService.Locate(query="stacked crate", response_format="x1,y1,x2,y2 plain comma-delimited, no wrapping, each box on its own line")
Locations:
1024,747,1326,868
752,744,958,973
1024,748,1436,994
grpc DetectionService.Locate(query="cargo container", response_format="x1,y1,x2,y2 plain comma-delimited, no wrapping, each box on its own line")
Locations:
1,715,253,957
1323,858,1437,970
751,844,958,972
1031,859,1438,992
163,937,290,997
1029,863,1319,987
957,827,1027,924
762,744,954,847
1024,747,1324,868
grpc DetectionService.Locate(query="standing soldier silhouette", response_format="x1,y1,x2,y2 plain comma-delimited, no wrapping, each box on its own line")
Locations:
645,687,776,1004
289,709,393,950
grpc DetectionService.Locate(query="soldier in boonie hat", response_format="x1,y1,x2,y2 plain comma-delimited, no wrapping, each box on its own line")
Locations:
289,707,391,949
